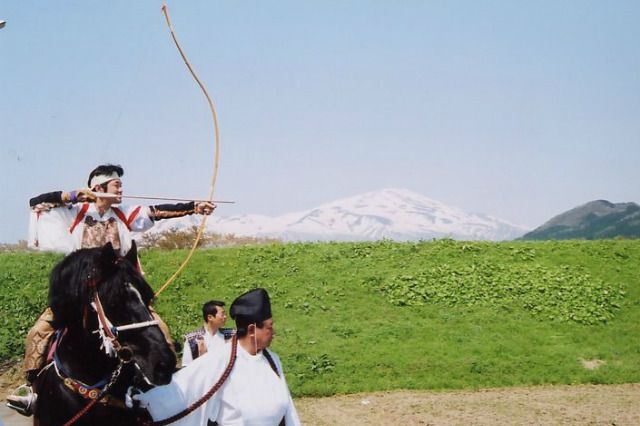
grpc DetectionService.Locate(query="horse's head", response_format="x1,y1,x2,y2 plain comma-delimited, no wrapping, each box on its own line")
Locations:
49,242,176,387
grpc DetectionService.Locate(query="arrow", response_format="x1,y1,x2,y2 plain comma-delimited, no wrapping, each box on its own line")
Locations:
91,193,235,204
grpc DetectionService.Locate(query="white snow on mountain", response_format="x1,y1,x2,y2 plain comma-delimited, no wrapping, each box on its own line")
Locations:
145,188,529,242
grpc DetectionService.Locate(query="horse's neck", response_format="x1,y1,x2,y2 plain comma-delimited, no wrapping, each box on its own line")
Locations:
56,326,117,385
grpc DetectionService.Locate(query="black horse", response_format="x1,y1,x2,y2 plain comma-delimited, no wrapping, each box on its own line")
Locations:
34,242,176,425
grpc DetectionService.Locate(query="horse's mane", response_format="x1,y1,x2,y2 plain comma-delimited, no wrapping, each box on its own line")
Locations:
49,242,154,328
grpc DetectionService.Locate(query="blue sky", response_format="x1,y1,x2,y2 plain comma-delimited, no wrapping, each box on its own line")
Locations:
1,1,639,243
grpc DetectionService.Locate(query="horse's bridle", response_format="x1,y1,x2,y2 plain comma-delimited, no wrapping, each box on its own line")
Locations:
87,275,159,359
59,274,164,426
92,292,158,358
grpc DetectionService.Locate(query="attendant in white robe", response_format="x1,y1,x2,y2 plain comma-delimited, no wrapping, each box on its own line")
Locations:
136,288,301,426
182,300,231,367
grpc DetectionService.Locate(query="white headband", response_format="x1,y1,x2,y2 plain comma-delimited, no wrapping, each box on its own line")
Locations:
90,172,120,188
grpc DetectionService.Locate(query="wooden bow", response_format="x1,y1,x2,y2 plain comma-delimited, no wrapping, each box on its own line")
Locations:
155,3,221,297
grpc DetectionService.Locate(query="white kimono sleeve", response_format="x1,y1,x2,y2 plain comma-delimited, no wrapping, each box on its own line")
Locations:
122,205,155,233
134,345,230,426
28,206,76,252
181,337,194,367
271,351,302,426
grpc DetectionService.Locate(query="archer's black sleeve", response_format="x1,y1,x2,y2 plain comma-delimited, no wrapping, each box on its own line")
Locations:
149,202,196,221
29,191,64,207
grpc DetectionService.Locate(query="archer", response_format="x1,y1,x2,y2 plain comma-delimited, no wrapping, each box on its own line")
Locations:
7,163,215,417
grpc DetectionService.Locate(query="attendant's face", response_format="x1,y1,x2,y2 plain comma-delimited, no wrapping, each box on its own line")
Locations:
255,318,275,350
208,307,227,329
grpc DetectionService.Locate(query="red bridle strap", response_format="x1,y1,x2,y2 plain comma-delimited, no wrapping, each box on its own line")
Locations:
92,292,122,350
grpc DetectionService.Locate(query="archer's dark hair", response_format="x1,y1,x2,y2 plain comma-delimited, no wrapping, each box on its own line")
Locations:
87,164,124,187
202,300,225,321
234,316,266,338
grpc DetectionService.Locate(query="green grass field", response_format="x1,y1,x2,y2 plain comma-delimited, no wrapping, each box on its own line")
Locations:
1,240,639,397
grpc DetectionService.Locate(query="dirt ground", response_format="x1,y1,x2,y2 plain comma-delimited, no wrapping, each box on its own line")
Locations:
1,362,638,425
296,384,640,425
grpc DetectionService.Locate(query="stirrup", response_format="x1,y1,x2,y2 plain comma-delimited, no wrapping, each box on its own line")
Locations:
6,384,37,417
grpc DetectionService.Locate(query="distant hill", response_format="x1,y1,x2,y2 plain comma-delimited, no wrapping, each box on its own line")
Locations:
521,200,640,240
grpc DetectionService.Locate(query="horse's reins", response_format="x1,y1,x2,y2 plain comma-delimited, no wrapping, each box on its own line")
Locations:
143,335,239,426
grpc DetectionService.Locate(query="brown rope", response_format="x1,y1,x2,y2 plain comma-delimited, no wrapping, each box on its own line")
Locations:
62,397,101,426
146,335,238,426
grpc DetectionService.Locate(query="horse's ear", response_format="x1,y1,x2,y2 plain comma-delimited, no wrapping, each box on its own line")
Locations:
125,240,138,266
99,242,118,269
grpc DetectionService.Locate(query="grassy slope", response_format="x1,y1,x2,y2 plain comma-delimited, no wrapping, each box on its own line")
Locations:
1,240,638,397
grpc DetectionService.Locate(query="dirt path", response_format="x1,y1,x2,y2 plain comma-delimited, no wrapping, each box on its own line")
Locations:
296,384,640,425
2,361,638,425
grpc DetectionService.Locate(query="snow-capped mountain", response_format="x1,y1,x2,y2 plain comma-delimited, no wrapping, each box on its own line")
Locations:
145,189,528,241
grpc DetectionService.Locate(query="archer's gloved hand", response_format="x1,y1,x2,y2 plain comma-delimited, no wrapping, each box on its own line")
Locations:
195,201,216,215
63,189,97,204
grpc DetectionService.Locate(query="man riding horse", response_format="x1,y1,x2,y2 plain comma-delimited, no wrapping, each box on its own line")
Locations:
7,163,215,416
